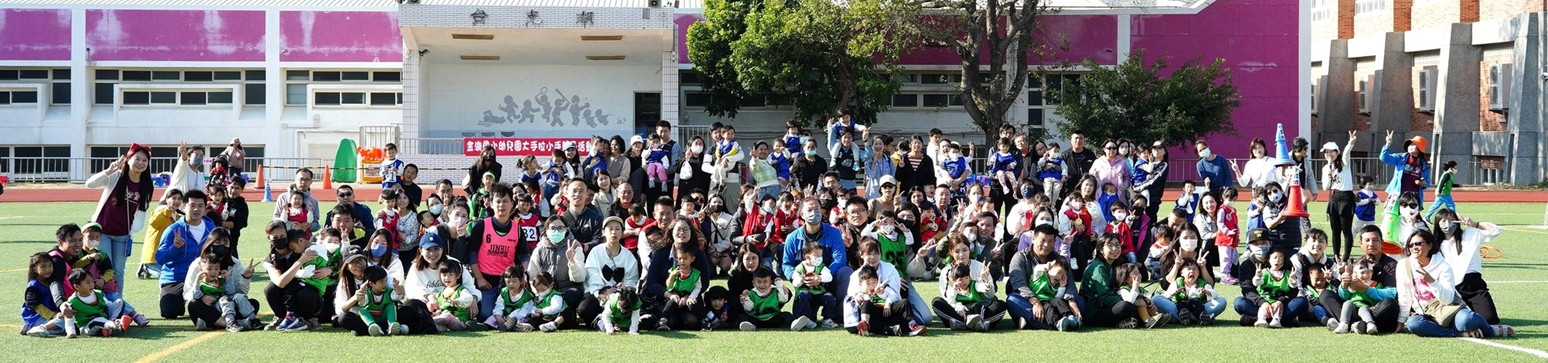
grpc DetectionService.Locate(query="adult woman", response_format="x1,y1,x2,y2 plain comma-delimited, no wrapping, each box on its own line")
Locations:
895,136,937,194
218,138,246,178
1290,229,1334,294
1381,131,1432,208
167,142,209,201
1087,140,1131,202
1398,230,1514,338
463,145,503,195
1080,233,1141,328
864,136,896,200
1322,131,1358,260
1232,138,1277,189
1432,210,1504,324
404,227,479,307
87,142,155,302
573,217,641,325
674,136,713,197
606,136,633,187
526,215,587,326
1133,141,1169,222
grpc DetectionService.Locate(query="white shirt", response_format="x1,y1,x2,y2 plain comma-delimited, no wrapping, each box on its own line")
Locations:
1238,156,1279,188
843,261,903,327
1321,142,1356,192
1396,255,1456,323
404,257,480,303
1438,223,1502,279
580,243,640,296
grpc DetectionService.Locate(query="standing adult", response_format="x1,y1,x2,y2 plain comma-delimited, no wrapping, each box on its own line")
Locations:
1060,131,1098,200
863,135,895,200
674,137,713,201
464,145,503,196
219,138,247,178
1231,138,1277,189
221,178,250,258
1380,131,1432,208
87,143,155,304
325,185,376,238
272,168,321,232
895,136,936,196
167,142,209,200
1088,140,1131,203
561,179,605,247
1193,140,1236,197
399,164,424,209
1321,131,1358,260
792,139,829,192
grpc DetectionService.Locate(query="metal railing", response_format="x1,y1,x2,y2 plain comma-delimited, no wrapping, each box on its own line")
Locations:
400,138,467,156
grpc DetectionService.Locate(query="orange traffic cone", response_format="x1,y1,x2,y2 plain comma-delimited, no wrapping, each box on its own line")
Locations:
322,165,333,190
1283,183,1310,217
256,164,266,189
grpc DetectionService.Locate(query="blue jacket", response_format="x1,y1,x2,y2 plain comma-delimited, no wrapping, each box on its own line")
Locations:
156,216,216,285
1195,156,1235,194
782,223,847,278
1379,145,1431,197
324,202,376,237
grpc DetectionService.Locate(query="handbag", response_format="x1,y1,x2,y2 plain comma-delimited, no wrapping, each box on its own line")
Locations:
1408,258,1462,326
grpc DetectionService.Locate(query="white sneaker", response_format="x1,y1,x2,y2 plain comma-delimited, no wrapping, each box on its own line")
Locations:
790,316,812,331
1254,317,1269,328
964,315,983,331
740,321,756,331
1268,318,1283,329
539,322,558,332
368,324,384,336
194,319,209,331
820,319,838,329
1365,322,1379,335
1325,318,1340,331
1334,323,1350,334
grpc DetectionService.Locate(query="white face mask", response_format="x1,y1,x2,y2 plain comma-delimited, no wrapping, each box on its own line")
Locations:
1197,148,1211,159
1401,206,1419,218
879,224,896,235
968,195,982,204
690,145,705,154
808,255,824,267
1270,192,1283,203
1407,145,1418,154
1113,212,1128,221
962,230,978,240
1180,238,1199,251
1035,218,1054,227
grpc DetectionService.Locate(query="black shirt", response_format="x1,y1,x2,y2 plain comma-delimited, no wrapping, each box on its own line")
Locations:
224,197,249,257
563,206,604,244
401,182,424,210
792,155,828,190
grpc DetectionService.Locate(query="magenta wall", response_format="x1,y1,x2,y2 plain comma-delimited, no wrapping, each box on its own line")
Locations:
281,11,402,63
0,9,71,61
675,14,701,64
86,10,265,62
1133,0,1298,166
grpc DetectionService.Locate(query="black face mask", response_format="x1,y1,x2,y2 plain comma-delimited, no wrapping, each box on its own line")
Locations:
899,219,919,230
209,245,231,258
270,237,288,251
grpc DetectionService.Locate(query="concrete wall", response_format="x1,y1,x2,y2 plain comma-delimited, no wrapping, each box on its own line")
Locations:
280,11,403,63
420,63,651,138
0,9,71,61
86,10,266,62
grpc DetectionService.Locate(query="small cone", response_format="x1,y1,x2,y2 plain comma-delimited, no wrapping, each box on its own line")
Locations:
1282,184,1310,217
322,165,333,190
260,182,274,203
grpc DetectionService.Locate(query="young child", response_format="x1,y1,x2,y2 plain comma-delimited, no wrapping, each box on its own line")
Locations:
78,223,121,300
191,254,257,332
430,260,476,332
1254,248,1296,329
1163,259,1216,326
486,266,537,332
1302,263,1334,327
738,267,797,331
343,265,405,336
140,190,185,279
660,247,705,331
1245,186,1268,230
1097,183,1120,222
380,143,405,190
1116,263,1169,329
1107,203,1136,263
64,269,137,338
22,253,65,337
469,172,497,220
528,271,566,332
1039,144,1065,200
1175,180,1199,223
699,286,732,331
1334,261,1394,334
1352,177,1379,243
645,135,672,190
1215,187,1241,285
1028,259,1082,331
847,266,909,336
1426,161,1458,220
1145,226,1175,280
599,287,643,335
283,191,313,240
942,264,1007,332
990,137,1020,197
791,242,836,330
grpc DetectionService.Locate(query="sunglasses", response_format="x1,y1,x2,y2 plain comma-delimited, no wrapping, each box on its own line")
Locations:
338,192,353,198
1407,242,1426,248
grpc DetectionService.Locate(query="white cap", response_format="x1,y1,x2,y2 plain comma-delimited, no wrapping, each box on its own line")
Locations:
630,135,645,145
563,141,577,150
878,174,897,187
1320,142,1339,152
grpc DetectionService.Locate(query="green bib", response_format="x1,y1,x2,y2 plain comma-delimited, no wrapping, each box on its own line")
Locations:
1349,283,1384,307
1174,278,1209,301
500,288,536,316
1258,270,1293,298
793,263,827,295
666,267,701,296
67,291,108,326
198,277,227,299
436,286,471,321
1030,274,1056,302
605,294,642,328
878,233,909,269
747,289,782,320
953,281,986,304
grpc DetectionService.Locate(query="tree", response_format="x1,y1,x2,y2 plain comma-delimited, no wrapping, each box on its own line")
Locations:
687,0,918,127
916,0,1052,146
1049,50,1242,147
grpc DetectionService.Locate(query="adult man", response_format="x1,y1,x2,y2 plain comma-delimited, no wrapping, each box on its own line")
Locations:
782,198,853,302
466,183,522,322
561,179,604,246
1005,224,1083,330
156,190,216,319
323,185,375,237
1060,131,1098,199
1318,225,1401,332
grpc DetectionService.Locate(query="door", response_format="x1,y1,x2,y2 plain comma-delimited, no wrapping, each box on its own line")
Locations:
634,92,661,136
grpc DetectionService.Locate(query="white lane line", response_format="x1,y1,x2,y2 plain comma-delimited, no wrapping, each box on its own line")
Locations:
1463,338,1548,359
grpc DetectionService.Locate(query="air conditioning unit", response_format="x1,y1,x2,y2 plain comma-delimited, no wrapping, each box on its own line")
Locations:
1489,63,1513,112
1417,68,1437,113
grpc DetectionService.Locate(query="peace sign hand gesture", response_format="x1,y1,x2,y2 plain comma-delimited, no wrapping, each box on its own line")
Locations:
1384,130,1395,145
1348,130,1358,143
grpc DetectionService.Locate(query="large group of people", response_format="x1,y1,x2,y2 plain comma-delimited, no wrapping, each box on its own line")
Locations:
18,117,1512,340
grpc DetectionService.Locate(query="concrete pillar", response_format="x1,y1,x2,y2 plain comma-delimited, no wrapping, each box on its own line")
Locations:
1508,13,1544,184
1376,32,1414,138
1321,40,1357,151
70,8,88,181
1434,23,1481,183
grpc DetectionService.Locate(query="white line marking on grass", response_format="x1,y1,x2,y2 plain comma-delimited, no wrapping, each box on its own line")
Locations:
1463,338,1548,359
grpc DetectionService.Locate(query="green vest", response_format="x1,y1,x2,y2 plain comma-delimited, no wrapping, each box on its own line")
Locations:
1030,274,1056,302
1258,270,1293,298
436,286,471,321
298,247,339,294
1348,283,1384,307
747,289,782,320
666,267,701,296
499,288,536,316
793,263,827,295
67,291,108,326
878,233,908,269
953,281,986,304
605,294,641,328
198,277,227,299
533,289,563,319
362,286,394,314
1174,278,1208,301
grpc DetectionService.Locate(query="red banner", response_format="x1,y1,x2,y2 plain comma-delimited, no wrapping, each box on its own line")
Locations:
463,137,595,157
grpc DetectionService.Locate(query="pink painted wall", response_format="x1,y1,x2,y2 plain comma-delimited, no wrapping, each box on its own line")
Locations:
86,10,265,62
675,14,701,64
280,11,402,62
0,9,71,61
1132,0,1298,179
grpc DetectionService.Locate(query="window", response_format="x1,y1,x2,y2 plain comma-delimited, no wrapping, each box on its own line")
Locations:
922,94,950,107
891,94,918,107
121,91,229,106
12,146,70,179
1355,0,1386,14
96,69,259,106
684,91,710,107
0,68,68,105
679,70,701,86
1028,73,1082,129
286,70,401,106
0,91,39,105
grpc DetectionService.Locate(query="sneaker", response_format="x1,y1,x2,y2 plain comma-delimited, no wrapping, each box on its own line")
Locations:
517,323,534,332
1325,318,1340,331
1334,323,1351,334
368,324,384,336
226,320,243,333
119,316,135,334
1365,322,1379,335
194,319,210,331
1176,309,1195,326
964,315,983,331
1492,325,1516,337
820,319,838,329
265,319,284,331
387,322,401,336
1253,317,1269,328
398,324,410,335
907,321,927,336
656,318,671,331
790,316,812,331
134,314,150,327
287,319,312,332
948,319,967,330
1460,329,1485,338
1056,316,1073,332
1145,314,1171,329
1200,316,1214,326
25,327,50,338
502,317,520,332
856,320,870,336
1117,318,1140,329
740,321,756,331
539,322,558,333
1268,318,1282,329
245,317,262,330
806,319,818,330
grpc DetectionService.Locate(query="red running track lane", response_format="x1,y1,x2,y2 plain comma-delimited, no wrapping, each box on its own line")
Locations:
0,185,1544,203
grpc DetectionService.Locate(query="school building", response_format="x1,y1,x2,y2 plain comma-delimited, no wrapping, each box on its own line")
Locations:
0,0,1302,185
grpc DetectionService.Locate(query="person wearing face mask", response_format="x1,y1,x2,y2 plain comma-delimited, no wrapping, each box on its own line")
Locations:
1192,140,1236,197
463,145,503,196
1259,182,1302,254
673,137,714,198
1005,181,1042,237
1232,228,1309,326
781,198,853,298
704,195,740,275
526,216,587,328
183,228,260,331
1379,131,1433,211
1432,209,1504,324
1387,192,1429,251
791,139,829,192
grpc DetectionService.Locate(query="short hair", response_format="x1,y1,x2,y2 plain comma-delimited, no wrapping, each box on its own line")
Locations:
185,190,208,203
364,265,388,282
488,182,514,200
68,269,91,285
385,143,398,151
704,286,729,302
56,223,81,241
859,240,880,254
502,265,526,280
330,204,355,220
437,259,463,275
752,267,775,281
1032,224,1059,238
952,264,972,281
857,265,879,281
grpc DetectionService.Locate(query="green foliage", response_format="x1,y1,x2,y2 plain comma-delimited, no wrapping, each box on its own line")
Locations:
1050,50,1242,147
687,0,917,127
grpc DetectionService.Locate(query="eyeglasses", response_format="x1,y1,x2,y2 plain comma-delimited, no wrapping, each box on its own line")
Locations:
546,227,567,232
338,192,353,198
1105,146,1118,150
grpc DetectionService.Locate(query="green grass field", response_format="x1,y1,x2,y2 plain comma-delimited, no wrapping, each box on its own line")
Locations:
1,201,1546,362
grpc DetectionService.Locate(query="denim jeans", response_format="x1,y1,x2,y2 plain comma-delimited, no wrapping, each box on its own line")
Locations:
902,280,932,326
97,234,133,300
758,185,782,201
1006,294,1086,329
793,291,838,322
476,278,506,323
1424,194,1456,220
1406,308,1495,337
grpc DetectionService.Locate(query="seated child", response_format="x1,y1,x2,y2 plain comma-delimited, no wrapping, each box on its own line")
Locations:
659,246,705,331
22,253,64,337
1254,248,1296,329
429,260,477,332
191,254,258,332
937,264,1008,332
599,288,643,335
845,266,912,337
1028,259,1082,331
738,268,800,331
64,269,140,338
1163,259,1217,326
1334,261,1394,335
79,223,121,300
1116,263,1170,329
791,242,837,329
343,265,405,336
528,271,567,332
485,266,537,332
1302,263,1335,327
699,286,732,331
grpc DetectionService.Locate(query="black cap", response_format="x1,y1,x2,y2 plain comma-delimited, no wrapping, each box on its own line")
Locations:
1248,228,1271,242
